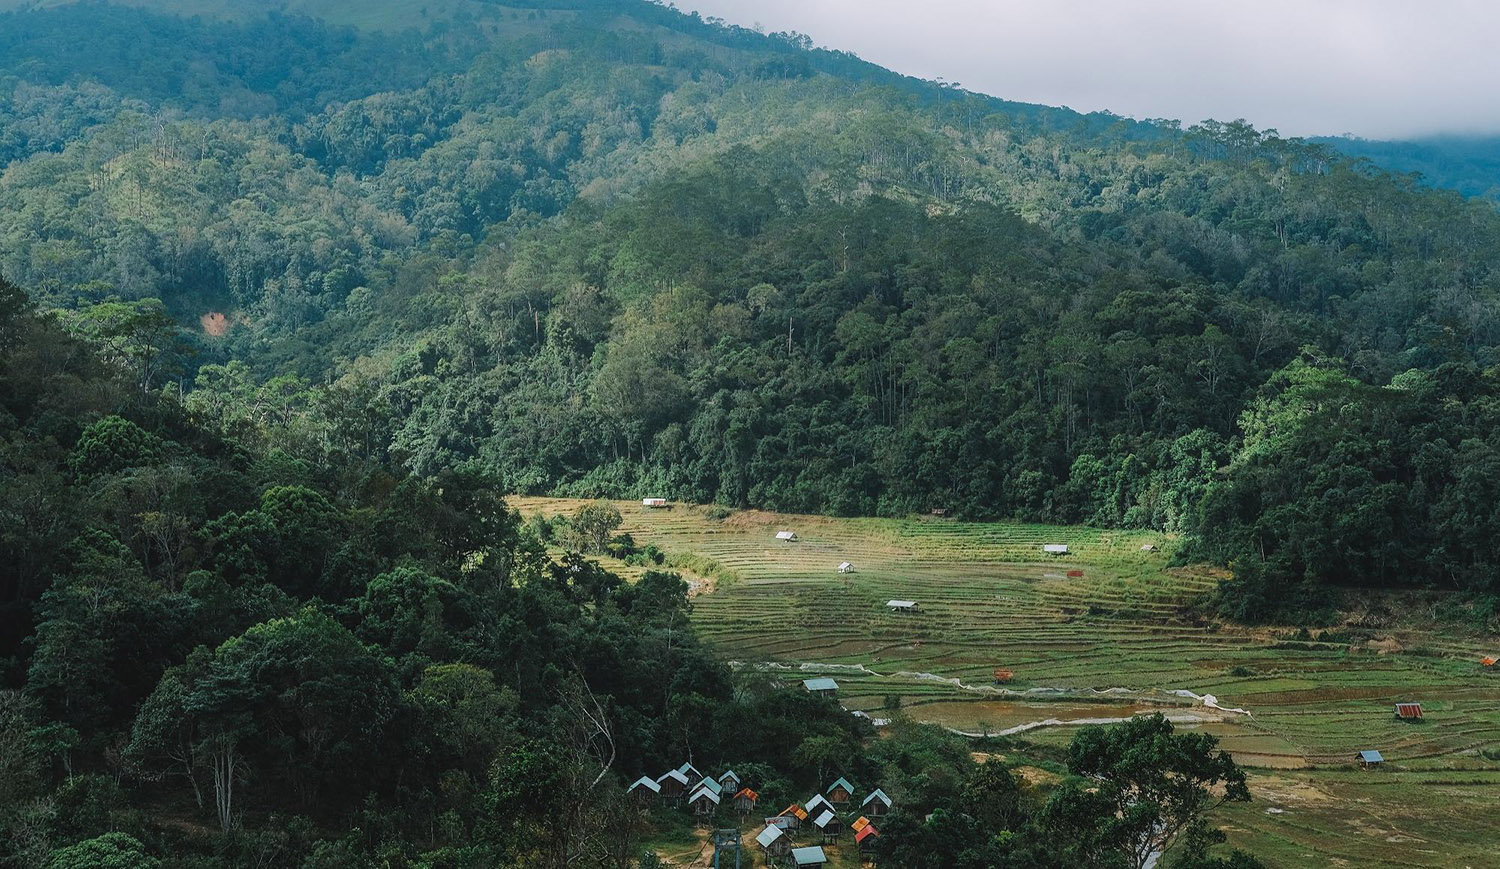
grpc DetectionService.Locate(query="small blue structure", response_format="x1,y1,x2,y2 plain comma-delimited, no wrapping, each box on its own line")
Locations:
712,828,742,869
1358,749,1384,769
803,677,839,694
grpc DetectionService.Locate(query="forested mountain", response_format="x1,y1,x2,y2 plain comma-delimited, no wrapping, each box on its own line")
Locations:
1317,133,1500,203
4,0,1500,619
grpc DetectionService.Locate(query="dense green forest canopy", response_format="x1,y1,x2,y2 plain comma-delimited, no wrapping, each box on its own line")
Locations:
2,2,1500,618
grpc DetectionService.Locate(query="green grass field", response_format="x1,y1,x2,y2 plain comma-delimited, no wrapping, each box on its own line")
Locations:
512,497,1500,867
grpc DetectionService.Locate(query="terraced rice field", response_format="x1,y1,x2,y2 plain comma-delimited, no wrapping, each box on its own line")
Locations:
511,497,1500,866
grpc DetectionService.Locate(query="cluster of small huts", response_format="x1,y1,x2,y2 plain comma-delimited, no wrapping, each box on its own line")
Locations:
628,764,760,818
627,765,891,865
755,779,892,866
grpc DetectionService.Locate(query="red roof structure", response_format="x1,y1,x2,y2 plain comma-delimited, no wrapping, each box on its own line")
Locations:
1394,703,1423,720
855,824,879,844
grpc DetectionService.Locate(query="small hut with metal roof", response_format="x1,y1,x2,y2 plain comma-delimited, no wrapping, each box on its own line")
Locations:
803,677,839,695
733,787,759,814
826,776,855,806
656,768,689,801
627,776,661,801
812,809,842,843
688,783,721,816
805,793,833,817
756,824,791,860
773,803,807,831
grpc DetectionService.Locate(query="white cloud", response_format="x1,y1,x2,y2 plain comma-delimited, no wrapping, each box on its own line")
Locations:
681,0,1500,138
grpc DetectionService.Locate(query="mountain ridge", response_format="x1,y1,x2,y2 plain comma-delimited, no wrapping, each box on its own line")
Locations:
1,0,1499,621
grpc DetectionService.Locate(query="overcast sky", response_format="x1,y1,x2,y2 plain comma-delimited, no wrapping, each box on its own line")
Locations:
680,0,1499,140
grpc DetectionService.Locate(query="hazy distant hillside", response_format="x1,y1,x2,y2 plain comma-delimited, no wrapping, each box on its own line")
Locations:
2,0,1500,622
1317,134,1500,203
0,0,485,30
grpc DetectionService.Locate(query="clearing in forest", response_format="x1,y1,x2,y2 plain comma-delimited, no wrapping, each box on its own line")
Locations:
509,497,1500,867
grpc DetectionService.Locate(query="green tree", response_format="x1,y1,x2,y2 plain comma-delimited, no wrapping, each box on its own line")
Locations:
66,416,166,480
46,832,158,869
1044,713,1251,869
568,500,622,554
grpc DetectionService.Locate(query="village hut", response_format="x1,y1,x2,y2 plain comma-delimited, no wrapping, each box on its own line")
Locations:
791,846,828,868
718,770,741,792
756,825,792,861
861,788,892,817
733,787,759,814
776,530,798,541
627,776,661,801
774,804,807,831
855,822,880,853
1140,543,1157,552
656,769,689,801
677,761,702,782
826,777,855,806
1043,544,1068,554
1483,656,1498,670
839,561,855,574
805,793,833,816
812,809,842,843
688,784,721,816
642,497,668,508
1394,703,1424,721
803,677,839,695
885,599,919,614
1358,749,1384,769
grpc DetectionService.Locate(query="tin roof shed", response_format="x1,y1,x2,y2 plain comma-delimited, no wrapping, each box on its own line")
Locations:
756,825,786,848
628,776,661,794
